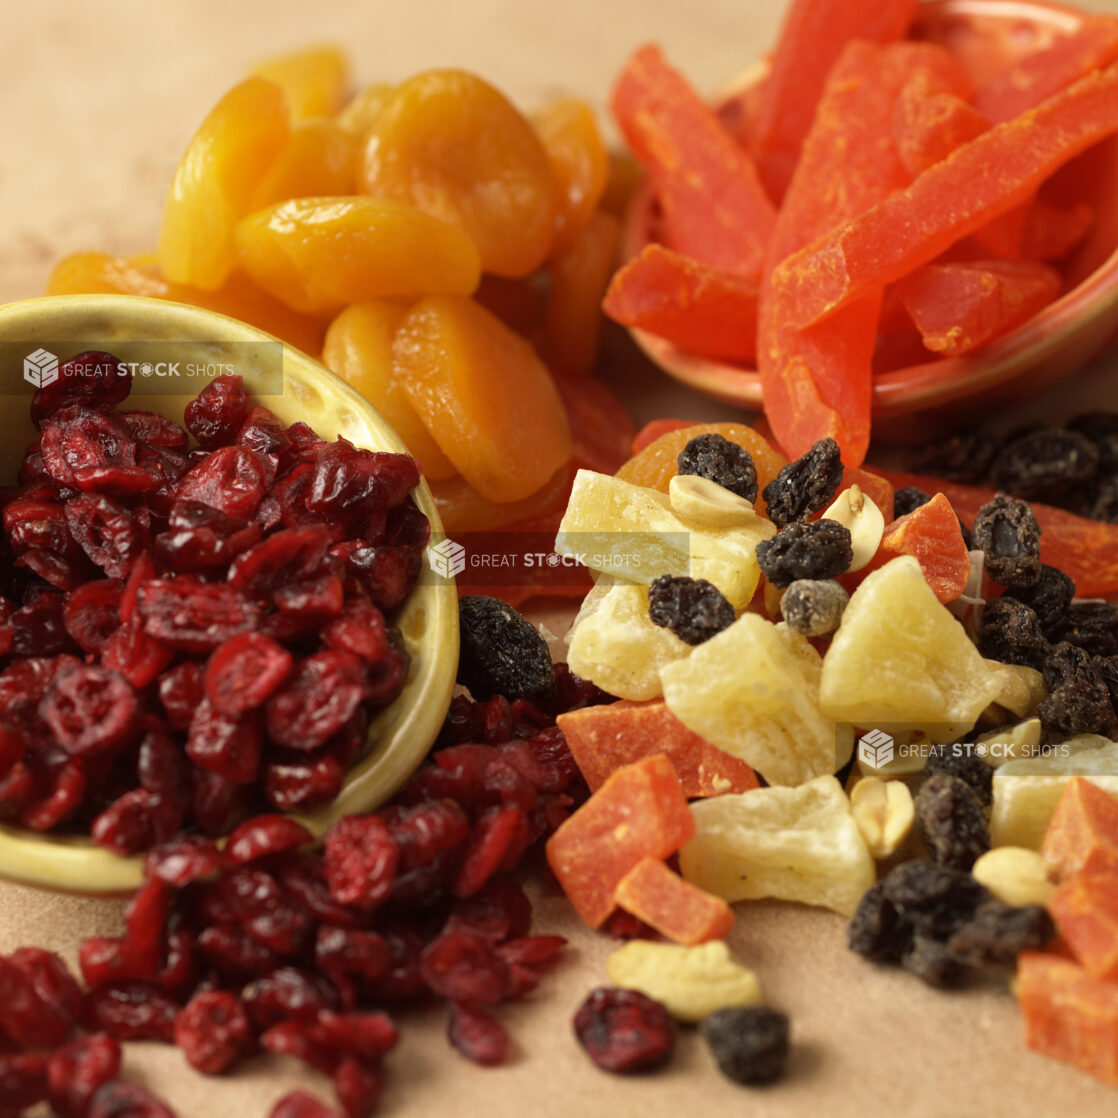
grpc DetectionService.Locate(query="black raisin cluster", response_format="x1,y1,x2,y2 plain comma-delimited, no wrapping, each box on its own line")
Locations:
915,772,989,871
756,520,853,589
677,434,758,502
911,413,1118,523
848,861,1054,988
456,595,557,705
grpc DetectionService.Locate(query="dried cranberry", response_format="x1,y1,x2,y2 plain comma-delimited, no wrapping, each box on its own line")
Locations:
333,1056,385,1118
573,987,675,1073
324,816,399,909
88,1080,176,1118
244,968,339,1030
322,599,389,662
184,374,249,448
266,652,367,751
446,999,509,1066
186,700,264,785
174,445,269,522
9,591,73,656
226,814,314,864
3,498,77,557
145,834,225,887
47,1033,122,1118
337,544,419,611
265,752,347,811
136,577,261,652
0,1051,48,1109
204,631,293,715
120,410,189,450
197,923,279,980
306,442,419,523
101,623,175,689
158,661,205,731
0,947,82,1048
78,935,158,988
39,663,139,757
419,931,513,1004
266,1090,337,1118
20,761,86,830
174,990,251,1075
453,806,526,898
92,789,182,854
65,493,147,579
315,927,390,983
31,351,131,427
228,525,331,597
277,852,358,928
83,981,179,1042
315,1009,399,1062
41,408,136,488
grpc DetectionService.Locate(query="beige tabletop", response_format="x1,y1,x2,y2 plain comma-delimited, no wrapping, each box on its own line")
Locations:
4,2,1118,1116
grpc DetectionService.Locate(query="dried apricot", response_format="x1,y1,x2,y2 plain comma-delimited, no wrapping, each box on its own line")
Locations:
250,45,350,121
251,120,358,209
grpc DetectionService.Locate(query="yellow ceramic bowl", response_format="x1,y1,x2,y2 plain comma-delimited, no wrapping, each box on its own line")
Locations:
0,294,459,893
621,0,1118,440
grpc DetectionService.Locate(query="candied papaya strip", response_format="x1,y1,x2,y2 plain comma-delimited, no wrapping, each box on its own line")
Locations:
1023,199,1094,261
975,15,1118,124
772,63,1118,330
1049,872,1118,981
893,83,988,179
894,259,1062,357
880,470,1118,597
553,373,635,477
611,45,775,278
750,0,918,199
613,857,736,946
877,492,971,603
760,42,962,466
1043,777,1118,881
602,244,759,362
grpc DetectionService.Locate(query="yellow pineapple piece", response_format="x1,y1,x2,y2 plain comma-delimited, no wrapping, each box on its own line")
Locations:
566,581,691,701
660,615,847,785
819,556,1000,738
554,470,773,610
989,737,1118,848
678,775,875,917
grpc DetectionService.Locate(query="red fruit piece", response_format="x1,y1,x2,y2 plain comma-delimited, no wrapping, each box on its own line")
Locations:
573,986,675,1073
20,762,86,831
333,1056,385,1118
30,351,132,427
453,805,525,898
186,699,264,784
40,407,136,487
88,1081,177,1118
136,577,261,652
419,931,512,1004
4,498,77,558
64,493,147,579
158,661,205,731
1042,777,1118,880
197,923,279,980
9,592,72,657
174,445,270,522
124,876,171,954
226,814,314,864
323,598,390,662
47,1033,122,1118
383,799,470,871
91,789,181,855
224,870,315,955
39,663,140,757
496,934,567,967
243,967,338,1029
1049,871,1118,980
145,834,225,886
101,622,175,690
153,502,264,574
324,816,400,910
238,405,293,463
306,442,420,523
184,374,249,448
315,927,390,982
265,752,347,811
443,877,533,943
119,409,189,450
446,999,509,1066
228,525,332,596
876,492,972,604
267,1091,338,1118
78,935,158,988
0,947,82,1049
82,981,179,1042
174,990,252,1074
266,651,367,751
0,1051,48,1110
315,1010,399,1061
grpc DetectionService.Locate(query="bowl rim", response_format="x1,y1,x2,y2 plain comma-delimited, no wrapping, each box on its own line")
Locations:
619,0,1118,417
0,293,459,894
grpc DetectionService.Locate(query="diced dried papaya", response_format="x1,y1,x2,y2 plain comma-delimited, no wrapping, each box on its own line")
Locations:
251,119,358,209
250,45,350,121
876,492,971,603
1023,199,1094,261
394,295,571,503
546,212,620,377
1049,872,1118,981
1043,777,1118,881
749,0,918,201
1017,950,1118,1085
893,80,987,178
553,373,636,477
894,259,1062,357
975,15,1118,124
235,196,481,315
761,41,958,466
321,300,456,480
615,422,786,506
428,467,570,534
613,857,735,946
611,45,775,278
772,63,1118,330
880,470,1118,598
533,97,610,255
360,70,557,278
545,753,695,929
556,700,759,797
631,418,694,456
159,78,291,291
602,244,759,363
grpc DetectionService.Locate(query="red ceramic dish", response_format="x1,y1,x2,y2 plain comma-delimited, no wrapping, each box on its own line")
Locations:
620,0,1118,438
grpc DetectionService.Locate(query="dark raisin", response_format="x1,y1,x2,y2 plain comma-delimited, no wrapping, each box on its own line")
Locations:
1091,476,1118,523
911,429,1000,484
760,437,844,528
979,596,1050,671
915,773,989,871
971,494,1041,588
646,575,735,645
1068,411,1118,445
892,486,931,518
779,578,848,636
456,596,557,704
573,987,675,1074
880,860,990,938
755,519,853,588
946,900,1055,967
701,1006,790,1085
676,434,758,502
1053,600,1118,657
990,428,1099,502
901,933,966,987
847,882,911,963
925,746,994,807
1097,654,1118,713
1002,564,1076,637
1038,642,1115,740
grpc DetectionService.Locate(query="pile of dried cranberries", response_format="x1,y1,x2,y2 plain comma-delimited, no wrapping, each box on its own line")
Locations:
0,353,427,851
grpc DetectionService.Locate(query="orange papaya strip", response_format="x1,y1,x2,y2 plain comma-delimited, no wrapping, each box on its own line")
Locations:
1023,199,1094,261
893,84,988,179
750,0,918,200
880,470,1118,598
613,857,735,946
894,259,1062,357
611,45,775,278
760,42,962,466
975,15,1118,124
774,63,1118,330
603,244,759,362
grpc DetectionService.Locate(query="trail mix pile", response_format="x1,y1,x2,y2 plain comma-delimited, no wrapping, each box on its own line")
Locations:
0,356,426,851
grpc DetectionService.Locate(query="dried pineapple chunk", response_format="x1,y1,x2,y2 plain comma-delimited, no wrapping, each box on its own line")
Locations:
819,556,1000,737
678,775,875,917
660,614,847,785
990,737,1118,848
554,469,773,609
982,660,1047,721
606,940,761,1022
566,581,690,701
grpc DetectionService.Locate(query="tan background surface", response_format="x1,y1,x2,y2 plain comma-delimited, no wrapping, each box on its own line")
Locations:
4,2,1118,1116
